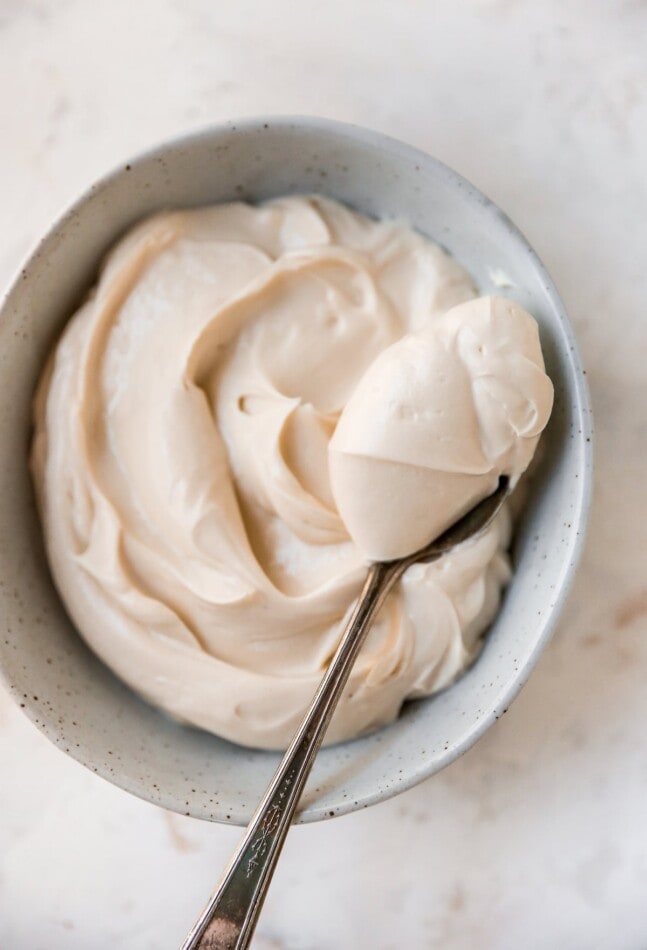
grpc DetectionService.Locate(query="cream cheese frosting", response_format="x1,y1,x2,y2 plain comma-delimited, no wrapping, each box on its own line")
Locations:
31,195,553,749
329,295,554,560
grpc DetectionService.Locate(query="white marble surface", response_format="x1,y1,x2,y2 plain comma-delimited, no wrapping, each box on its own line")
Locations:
1,1,646,947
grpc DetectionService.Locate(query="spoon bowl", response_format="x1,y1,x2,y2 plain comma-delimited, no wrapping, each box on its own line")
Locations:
399,476,510,566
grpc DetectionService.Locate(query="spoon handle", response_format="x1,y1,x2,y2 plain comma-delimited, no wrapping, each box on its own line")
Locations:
181,559,403,950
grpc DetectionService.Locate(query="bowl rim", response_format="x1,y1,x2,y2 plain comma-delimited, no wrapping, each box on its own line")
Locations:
0,115,594,823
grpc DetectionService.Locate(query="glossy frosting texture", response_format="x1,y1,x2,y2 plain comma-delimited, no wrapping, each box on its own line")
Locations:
31,196,550,749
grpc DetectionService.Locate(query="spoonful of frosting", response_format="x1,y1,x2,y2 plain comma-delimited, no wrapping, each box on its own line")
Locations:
329,294,553,560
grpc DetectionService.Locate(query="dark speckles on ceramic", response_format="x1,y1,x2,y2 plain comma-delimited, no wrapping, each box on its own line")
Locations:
0,117,592,826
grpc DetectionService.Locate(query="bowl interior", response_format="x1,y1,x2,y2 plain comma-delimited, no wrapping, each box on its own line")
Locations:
0,118,591,824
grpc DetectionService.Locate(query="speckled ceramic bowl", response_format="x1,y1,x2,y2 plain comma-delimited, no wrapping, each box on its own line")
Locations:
0,117,592,824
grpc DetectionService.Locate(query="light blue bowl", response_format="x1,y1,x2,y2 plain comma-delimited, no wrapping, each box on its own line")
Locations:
0,117,592,824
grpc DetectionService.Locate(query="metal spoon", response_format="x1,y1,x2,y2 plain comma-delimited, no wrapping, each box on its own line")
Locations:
181,476,510,950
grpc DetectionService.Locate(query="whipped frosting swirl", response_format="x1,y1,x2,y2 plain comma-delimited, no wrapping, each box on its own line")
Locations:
31,196,551,749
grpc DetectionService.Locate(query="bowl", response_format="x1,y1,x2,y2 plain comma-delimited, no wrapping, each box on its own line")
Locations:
0,117,592,824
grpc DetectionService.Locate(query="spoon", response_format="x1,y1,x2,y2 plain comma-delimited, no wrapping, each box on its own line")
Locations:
181,476,509,950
